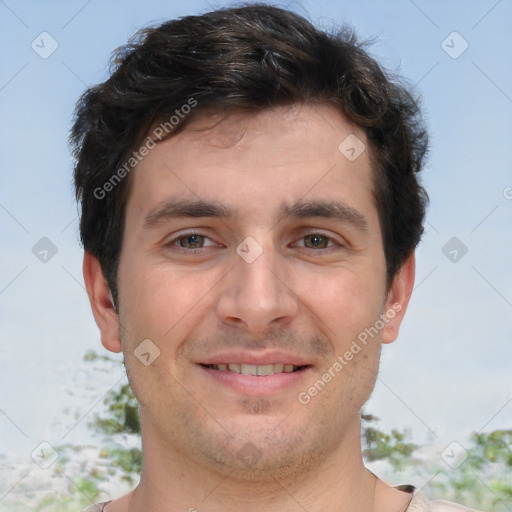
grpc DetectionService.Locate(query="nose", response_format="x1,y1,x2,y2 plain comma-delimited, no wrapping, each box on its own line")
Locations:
215,237,299,335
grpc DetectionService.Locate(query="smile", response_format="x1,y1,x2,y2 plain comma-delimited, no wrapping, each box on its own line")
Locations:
202,363,308,375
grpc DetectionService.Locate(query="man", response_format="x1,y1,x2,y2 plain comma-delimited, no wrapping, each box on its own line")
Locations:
72,4,483,512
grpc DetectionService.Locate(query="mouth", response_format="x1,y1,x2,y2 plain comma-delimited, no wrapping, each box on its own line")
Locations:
201,363,310,376
197,359,313,395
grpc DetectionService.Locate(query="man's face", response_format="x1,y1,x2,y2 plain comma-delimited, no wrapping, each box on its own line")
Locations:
112,104,404,477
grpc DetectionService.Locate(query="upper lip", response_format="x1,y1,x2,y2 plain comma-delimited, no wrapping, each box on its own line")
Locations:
198,350,312,367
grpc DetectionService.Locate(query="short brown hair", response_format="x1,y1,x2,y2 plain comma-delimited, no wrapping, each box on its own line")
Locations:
71,4,428,308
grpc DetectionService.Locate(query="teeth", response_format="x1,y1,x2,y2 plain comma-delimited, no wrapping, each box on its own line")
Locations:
210,363,302,375
256,364,273,376
228,363,241,373
273,363,284,373
241,364,257,375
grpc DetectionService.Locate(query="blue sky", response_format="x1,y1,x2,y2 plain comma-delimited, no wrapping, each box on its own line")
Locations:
1,0,511,498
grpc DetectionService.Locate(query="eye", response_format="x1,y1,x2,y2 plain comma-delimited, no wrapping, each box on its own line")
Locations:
295,234,337,250
167,233,217,250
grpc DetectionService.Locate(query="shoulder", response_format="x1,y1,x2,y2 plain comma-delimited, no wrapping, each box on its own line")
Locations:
404,487,485,512
429,500,486,512
80,502,111,512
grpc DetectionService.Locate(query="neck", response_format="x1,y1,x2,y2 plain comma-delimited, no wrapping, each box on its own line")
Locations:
128,416,378,512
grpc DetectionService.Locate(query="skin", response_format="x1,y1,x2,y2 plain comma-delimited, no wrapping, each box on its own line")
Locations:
84,103,416,512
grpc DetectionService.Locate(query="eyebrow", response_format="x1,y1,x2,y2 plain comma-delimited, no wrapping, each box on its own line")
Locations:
143,199,235,228
283,199,368,232
143,198,368,232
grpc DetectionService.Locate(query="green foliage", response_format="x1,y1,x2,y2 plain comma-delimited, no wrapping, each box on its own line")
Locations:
86,362,142,477
83,349,115,363
471,430,512,467
90,383,140,436
361,414,512,511
446,430,512,510
32,477,102,512
100,446,143,482
363,424,418,470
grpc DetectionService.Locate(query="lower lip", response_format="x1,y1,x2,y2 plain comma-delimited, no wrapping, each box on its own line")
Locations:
197,365,312,395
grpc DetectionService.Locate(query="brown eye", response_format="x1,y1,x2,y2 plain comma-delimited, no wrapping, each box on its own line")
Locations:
165,231,221,253
177,234,206,249
303,234,331,249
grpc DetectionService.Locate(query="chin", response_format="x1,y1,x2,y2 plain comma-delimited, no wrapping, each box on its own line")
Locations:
192,417,335,483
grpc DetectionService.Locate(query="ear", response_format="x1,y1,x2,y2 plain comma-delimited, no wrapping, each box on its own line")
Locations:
82,252,122,353
381,252,416,344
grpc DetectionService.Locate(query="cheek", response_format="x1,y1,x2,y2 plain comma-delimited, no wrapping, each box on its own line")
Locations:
301,268,385,343
118,262,217,352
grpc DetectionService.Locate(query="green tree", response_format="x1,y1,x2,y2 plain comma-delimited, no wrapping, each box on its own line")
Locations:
361,413,419,471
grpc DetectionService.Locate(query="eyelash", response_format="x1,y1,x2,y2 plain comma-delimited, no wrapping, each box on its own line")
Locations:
165,231,343,253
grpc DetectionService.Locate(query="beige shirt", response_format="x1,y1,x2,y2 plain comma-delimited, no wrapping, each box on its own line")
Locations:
81,486,485,511
396,485,484,511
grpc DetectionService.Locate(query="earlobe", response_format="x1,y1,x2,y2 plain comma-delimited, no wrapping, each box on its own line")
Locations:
82,252,122,353
381,252,416,344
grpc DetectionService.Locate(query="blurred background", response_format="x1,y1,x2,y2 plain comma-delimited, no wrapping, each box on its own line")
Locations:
1,0,511,510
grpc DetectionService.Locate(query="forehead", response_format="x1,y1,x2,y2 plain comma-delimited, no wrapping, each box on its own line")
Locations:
126,103,377,229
